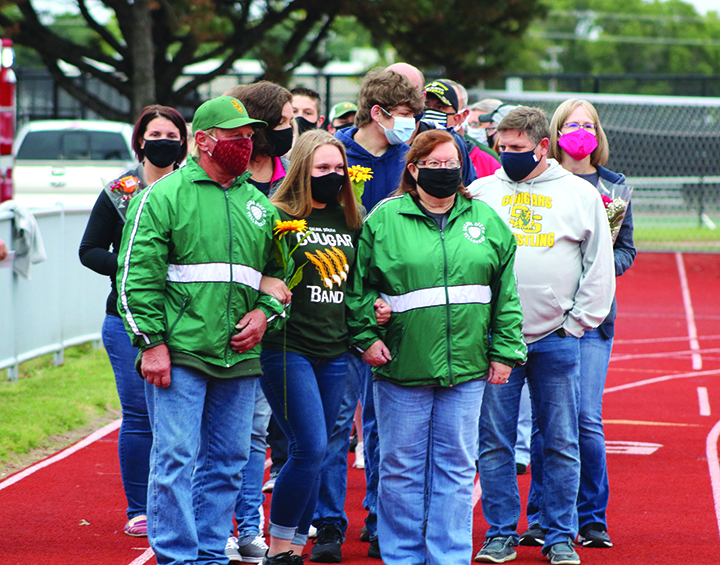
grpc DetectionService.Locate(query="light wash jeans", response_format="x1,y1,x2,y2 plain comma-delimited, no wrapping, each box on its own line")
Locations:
259,349,349,546
527,329,613,531
313,355,379,540
102,314,152,520
515,382,532,467
144,365,256,565
478,331,581,550
233,384,272,543
375,378,485,565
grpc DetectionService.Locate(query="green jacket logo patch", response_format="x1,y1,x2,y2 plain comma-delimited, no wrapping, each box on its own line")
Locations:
463,221,486,244
247,200,267,227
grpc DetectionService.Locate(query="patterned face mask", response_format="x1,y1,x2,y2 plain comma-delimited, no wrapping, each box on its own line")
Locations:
208,135,253,176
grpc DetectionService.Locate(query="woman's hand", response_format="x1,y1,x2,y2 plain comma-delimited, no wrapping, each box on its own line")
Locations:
374,297,392,325
362,340,392,366
488,361,513,385
260,276,292,305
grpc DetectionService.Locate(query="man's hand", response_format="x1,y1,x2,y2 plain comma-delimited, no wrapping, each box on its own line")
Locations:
230,309,268,353
374,297,392,325
0,237,8,261
362,340,392,366
142,344,172,388
488,361,513,385
260,276,292,305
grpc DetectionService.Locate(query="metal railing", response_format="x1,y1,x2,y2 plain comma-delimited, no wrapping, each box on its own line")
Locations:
0,205,107,381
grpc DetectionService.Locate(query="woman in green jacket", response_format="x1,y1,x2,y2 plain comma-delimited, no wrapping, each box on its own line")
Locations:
346,130,527,565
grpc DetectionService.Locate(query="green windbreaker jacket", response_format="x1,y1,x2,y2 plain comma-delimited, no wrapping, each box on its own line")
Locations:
116,157,285,377
346,192,527,387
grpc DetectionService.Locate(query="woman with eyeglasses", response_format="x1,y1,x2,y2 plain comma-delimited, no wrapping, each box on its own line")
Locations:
522,99,636,549
346,129,526,565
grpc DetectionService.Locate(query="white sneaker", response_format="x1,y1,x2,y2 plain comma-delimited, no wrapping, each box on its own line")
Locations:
354,441,365,469
309,524,318,538
225,535,242,562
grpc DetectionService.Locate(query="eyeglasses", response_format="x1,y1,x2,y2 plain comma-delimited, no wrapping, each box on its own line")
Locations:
563,122,596,131
416,159,461,170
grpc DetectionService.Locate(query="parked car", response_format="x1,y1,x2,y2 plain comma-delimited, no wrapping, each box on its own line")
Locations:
12,120,136,208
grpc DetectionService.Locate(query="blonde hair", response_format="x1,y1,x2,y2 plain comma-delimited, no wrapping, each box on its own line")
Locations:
271,130,362,230
548,99,609,166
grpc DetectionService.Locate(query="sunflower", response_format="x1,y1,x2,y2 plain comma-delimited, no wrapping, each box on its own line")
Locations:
273,219,308,236
348,165,373,183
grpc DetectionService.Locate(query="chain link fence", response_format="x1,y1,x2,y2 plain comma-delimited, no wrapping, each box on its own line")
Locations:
15,69,720,252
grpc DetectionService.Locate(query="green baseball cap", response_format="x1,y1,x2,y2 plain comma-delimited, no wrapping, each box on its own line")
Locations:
329,101,357,123
192,96,267,132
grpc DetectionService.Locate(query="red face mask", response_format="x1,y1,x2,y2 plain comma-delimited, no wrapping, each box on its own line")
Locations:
208,135,253,177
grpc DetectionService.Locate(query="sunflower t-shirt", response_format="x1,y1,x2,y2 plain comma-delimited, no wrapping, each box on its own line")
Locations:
263,203,358,358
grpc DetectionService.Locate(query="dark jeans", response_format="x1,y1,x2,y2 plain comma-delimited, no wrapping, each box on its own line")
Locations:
102,314,152,519
260,349,349,545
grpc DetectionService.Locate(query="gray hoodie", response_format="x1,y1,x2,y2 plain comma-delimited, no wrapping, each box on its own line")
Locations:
467,159,615,344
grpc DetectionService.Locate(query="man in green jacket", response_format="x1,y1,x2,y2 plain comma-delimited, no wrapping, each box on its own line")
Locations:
117,96,288,565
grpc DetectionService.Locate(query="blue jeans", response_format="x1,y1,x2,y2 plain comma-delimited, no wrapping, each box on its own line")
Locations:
102,314,152,520
527,330,612,531
234,384,273,543
375,379,485,565
515,382,531,467
260,349,349,546
478,332,581,549
145,365,256,565
313,355,379,540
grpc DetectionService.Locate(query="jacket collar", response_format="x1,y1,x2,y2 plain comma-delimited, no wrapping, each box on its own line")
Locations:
396,191,473,223
187,156,253,188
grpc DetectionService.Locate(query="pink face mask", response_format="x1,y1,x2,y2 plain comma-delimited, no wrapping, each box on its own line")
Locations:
558,128,598,161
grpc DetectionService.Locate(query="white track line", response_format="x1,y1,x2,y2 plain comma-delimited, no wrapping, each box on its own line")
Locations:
699,387,712,416
604,369,720,394
472,476,482,507
128,548,155,565
706,420,720,539
611,347,720,362
0,419,121,491
676,252,702,370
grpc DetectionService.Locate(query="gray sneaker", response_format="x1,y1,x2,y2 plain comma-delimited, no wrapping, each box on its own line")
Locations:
546,541,580,565
237,535,269,564
474,537,517,563
225,536,242,562
577,524,612,548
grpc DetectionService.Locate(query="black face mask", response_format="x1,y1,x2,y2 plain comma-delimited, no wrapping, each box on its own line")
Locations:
266,127,294,157
144,139,182,168
295,116,317,136
416,167,462,199
486,131,496,151
311,172,344,204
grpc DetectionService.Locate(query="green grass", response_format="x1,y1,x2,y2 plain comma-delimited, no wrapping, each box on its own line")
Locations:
0,343,120,464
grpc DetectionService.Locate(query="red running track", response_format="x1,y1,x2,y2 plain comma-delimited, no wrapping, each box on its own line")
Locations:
2,252,719,565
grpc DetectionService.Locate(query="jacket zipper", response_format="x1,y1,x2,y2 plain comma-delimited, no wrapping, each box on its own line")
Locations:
167,297,189,339
439,228,454,386
224,190,233,367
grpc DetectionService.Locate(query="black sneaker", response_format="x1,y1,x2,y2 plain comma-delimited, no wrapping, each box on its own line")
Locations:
360,526,370,542
367,538,381,559
577,524,612,548
309,524,343,563
263,550,306,564
519,523,547,546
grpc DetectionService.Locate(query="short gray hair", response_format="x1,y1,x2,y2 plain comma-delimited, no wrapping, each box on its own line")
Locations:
497,106,550,146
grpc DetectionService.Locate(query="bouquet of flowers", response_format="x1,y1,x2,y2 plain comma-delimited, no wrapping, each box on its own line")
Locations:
272,219,311,417
597,181,633,242
348,165,373,204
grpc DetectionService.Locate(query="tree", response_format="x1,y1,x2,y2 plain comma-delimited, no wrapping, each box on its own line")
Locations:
349,0,546,85
0,0,544,122
514,0,720,95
